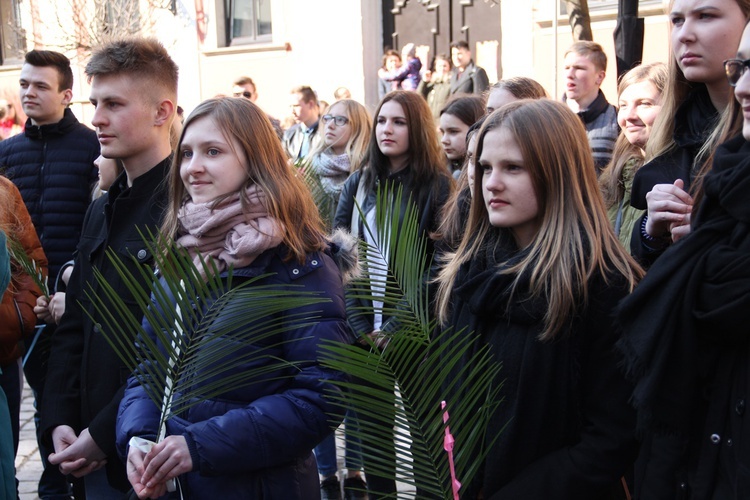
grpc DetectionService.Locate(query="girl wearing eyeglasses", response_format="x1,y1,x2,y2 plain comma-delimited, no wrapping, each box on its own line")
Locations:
617,20,750,499
307,99,371,228
628,0,749,267
333,90,453,499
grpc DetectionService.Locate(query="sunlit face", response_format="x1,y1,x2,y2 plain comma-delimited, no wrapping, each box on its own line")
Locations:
439,113,470,161
466,133,478,198
480,127,539,248
179,116,249,204
434,58,451,77
563,52,604,106
670,0,746,87
617,80,663,150
19,64,71,126
733,22,750,140
323,102,352,155
90,74,160,167
451,47,471,69
376,101,410,171
486,87,517,114
290,92,318,127
95,154,121,192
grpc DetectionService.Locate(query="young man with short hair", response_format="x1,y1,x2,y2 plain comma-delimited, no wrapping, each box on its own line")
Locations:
449,40,490,96
283,85,322,161
40,37,178,497
563,41,619,172
0,49,100,500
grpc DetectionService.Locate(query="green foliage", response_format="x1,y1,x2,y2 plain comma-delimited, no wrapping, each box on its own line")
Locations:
8,237,48,296
83,230,329,438
320,183,502,498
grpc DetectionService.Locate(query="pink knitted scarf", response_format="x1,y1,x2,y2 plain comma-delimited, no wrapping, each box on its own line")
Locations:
176,185,284,274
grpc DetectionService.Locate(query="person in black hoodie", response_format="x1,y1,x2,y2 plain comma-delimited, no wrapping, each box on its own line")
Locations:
628,0,749,267
434,99,642,499
40,38,178,498
617,20,750,499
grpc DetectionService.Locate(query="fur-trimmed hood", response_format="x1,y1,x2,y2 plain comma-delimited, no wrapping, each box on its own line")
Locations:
328,228,360,285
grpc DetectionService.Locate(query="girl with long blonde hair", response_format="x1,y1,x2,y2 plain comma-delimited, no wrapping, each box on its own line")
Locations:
435,99,642,498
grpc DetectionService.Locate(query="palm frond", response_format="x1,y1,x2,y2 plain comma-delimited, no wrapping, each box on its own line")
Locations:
82,229,330,437
7,237,48,295
320,184,503,498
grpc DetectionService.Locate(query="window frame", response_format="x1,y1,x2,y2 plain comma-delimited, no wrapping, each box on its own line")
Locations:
224,0,272,47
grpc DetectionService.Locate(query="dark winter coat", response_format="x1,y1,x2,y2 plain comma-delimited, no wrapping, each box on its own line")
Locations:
449,61,490,96
333,166,451,336
441,234,637,499
618,135,750,499
40,158,170,492
116,240,355,499
0,108,99,280
628,86,718,267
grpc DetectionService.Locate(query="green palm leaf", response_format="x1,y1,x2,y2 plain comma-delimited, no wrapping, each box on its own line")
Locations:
320,184,502,498
83,230,330,438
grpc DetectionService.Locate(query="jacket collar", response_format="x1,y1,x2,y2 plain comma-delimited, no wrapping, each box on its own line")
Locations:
23,107,79,140
575,90,611,124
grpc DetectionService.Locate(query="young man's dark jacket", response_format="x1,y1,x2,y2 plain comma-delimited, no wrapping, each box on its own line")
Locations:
40,158,170,491
0,108,99,280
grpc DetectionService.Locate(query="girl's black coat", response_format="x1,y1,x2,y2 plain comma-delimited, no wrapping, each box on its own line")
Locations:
442,237,637,499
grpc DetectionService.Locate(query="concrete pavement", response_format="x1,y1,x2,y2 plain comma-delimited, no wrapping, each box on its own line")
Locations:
15,380,42,500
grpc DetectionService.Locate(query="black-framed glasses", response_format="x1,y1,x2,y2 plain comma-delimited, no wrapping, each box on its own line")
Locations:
322,114,349,126
724,58,750,87
233,91,253,99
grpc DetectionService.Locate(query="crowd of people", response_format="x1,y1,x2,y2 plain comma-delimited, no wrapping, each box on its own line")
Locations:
0,0,747,498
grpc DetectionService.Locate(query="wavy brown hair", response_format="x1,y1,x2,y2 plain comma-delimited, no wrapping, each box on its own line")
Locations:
162,97,327,263
436,99,643,340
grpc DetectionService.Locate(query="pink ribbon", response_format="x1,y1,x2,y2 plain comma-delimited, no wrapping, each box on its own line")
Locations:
442,400,461,499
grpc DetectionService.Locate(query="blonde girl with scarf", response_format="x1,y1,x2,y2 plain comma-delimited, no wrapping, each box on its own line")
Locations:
116,97,355,499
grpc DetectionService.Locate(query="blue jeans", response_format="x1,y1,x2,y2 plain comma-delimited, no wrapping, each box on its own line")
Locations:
314,409,363,477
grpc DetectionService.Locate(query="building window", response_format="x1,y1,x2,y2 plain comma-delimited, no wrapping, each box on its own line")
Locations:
226,0,272,46
0,0,25,65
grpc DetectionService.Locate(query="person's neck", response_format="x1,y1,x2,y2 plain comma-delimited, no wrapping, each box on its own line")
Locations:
30,111,65,127
568,90,599,113
303,116,319,129
388,156,408,174
123,142,172,187
706,81,731,113
331,144,346,155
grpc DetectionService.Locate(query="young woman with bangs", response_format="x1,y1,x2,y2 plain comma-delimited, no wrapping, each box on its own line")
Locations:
435,99,642,499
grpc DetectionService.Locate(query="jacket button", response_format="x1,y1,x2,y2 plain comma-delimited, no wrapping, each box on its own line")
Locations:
679,482,687,490
137,249,147,260
292,269,300,275
710,434,721,444
727,439,733,447
311,260,318,266
736,399,745,416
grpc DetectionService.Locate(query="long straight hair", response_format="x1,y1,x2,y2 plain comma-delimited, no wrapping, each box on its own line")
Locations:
309,99,372,172
363,90,452,209
645,1,749,202
162,97,327,263
436,99,643,340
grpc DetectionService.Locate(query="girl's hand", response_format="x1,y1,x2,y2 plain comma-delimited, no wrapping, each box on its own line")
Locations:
140,435,193,493
645,179,693,239
34,295,53,323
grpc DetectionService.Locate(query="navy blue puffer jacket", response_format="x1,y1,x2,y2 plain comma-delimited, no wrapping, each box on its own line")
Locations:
0,108,99,279
116,243,354,499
